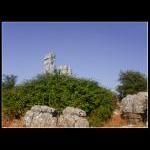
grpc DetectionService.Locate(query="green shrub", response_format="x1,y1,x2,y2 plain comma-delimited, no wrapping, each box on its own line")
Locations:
2,73,116,126
89,92,115,126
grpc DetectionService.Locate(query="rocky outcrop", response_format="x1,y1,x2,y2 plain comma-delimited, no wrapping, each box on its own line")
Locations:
58,107,89,127
24,105,57,127
120,92,148,125
62,107,86,117
24,106,89,128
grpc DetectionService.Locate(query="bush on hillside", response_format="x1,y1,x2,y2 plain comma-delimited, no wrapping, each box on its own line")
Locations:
2,73,116,126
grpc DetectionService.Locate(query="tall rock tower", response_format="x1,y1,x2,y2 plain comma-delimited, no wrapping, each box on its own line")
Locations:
43,51,72,75
43,52,56,74
59,65,72,75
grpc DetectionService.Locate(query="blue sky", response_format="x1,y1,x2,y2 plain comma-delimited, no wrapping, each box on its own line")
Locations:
2,22,148,91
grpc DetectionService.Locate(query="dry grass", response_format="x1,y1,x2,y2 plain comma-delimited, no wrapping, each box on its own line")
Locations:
103,110,146,128
2,116,24,128
103,111,128,127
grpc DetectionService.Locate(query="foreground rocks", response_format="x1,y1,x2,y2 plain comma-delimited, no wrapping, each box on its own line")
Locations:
120,92,148,125
58,107,89,127
24,106,57,127
24,106,89,128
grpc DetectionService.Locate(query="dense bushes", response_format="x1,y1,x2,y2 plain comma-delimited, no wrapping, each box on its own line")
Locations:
2,73,116,127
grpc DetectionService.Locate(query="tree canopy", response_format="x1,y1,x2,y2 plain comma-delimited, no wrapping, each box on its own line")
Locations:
116,70,147,99
2,74,17,89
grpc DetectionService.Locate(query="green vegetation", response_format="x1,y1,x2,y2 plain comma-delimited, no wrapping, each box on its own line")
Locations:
3,70,147,126
116,70,147,99
2,73,116,127
2,74,17,89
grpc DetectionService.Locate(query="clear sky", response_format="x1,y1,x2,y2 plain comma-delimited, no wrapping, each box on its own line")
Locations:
2,22,148,91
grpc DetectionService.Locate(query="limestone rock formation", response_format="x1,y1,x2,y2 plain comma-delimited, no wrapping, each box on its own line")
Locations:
58,107,89,127
43,51,72,75
24,105,57,127
43,52,56,74
62,107,86,117
120,92,148,125
59,65,72,75
24,106,89,128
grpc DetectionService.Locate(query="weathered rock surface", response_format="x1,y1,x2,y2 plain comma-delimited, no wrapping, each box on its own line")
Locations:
24,106,89,128
58,107,89,127
62,107,86,117
24,105,57,127
120,92,148,125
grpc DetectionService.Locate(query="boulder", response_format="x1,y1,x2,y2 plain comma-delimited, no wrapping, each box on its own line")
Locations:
75,118,89,127
24,105,57,127
24,106,89,128
62,107,86,117
58,107,89,127
120,92,148,125
58,115,76,127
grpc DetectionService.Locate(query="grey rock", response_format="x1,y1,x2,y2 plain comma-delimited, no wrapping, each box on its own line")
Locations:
59,65,72,75
121,92,147,114
120,92,148,125
40,106,56,113
31,105,41,112
63,107,86,117
24,106,89,128
58,114,89,128
43,52,56,74
24,105,57,127
43,51,72,75
58,115,76,127
58,107,89,127
75,118,89,127
24,110,34,127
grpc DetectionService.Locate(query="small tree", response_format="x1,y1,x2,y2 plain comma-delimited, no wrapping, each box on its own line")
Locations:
2,74,17,89
116,70,147,99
